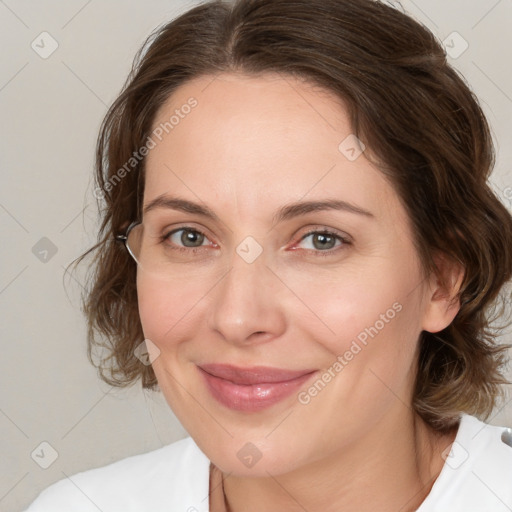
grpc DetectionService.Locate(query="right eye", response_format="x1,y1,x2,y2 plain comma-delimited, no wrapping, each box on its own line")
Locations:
161,226,217,253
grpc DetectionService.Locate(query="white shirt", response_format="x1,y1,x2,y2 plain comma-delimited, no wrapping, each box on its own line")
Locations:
24,414,512,512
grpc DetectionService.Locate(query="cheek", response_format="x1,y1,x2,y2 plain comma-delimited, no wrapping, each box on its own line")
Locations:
285,259,422,357
287,268,425,417
136,273,204,344
291,275,423,436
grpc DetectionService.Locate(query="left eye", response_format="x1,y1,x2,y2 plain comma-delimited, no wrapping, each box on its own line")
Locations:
296,230,348,252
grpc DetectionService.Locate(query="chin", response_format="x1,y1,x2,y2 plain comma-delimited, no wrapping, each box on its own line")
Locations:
197,433,310,478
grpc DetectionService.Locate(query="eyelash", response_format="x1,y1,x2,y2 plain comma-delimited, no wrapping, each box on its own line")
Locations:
160,226,351,257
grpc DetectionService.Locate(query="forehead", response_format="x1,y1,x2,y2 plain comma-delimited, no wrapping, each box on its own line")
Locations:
143,72,402,225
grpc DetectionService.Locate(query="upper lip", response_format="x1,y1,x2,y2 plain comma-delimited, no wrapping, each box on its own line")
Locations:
198,364,317,385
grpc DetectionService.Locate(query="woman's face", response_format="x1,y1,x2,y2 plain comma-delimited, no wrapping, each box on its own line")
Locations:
137,72,450,476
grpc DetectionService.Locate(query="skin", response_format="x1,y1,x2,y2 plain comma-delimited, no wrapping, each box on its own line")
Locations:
137,72,464,512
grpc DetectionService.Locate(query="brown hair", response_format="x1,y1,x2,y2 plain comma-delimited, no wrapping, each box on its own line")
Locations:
71,0,512,432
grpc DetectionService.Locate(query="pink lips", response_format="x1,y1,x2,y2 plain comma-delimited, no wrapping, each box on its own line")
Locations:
198,364,318,412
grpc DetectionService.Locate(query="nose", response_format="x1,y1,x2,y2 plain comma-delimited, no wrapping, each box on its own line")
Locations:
207,242,287,347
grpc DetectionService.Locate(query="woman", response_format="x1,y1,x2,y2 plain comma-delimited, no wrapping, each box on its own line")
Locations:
25,0,512,510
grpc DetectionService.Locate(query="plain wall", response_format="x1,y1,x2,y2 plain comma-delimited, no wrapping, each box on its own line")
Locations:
1,1,511,510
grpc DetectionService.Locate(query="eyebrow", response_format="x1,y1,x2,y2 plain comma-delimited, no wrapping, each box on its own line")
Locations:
143,195,375,222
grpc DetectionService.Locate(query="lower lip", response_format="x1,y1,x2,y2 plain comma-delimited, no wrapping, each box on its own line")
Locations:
198,367,317,412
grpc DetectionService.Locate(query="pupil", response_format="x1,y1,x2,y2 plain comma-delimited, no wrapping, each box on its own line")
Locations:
314,233,334,250
183,230,203,247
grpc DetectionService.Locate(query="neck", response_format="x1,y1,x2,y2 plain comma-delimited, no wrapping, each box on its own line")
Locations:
219,411,458,512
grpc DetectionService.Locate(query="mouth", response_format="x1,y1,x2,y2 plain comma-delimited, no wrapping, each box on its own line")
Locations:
197,363,318,412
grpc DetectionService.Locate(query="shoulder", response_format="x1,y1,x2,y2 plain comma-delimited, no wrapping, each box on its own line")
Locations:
23,436,211,512
419,414,512,512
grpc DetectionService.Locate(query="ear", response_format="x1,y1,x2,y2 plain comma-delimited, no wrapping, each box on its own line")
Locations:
421,252,465,333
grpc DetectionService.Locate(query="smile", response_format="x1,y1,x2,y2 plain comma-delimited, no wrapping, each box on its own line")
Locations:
197,364,319,412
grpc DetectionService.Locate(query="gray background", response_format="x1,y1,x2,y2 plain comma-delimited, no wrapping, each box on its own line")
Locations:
1,0,511,510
